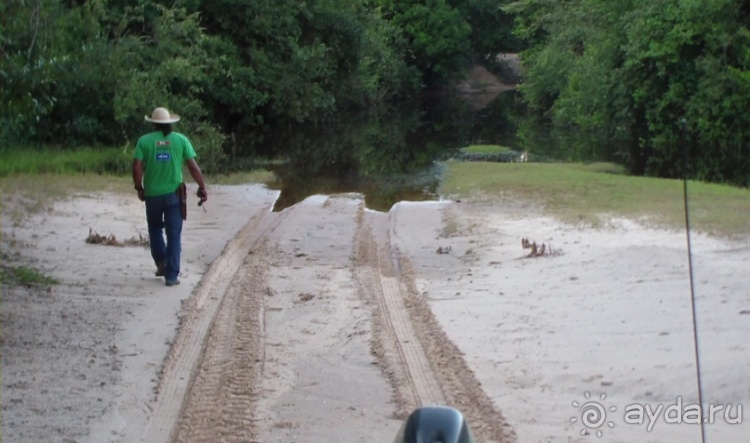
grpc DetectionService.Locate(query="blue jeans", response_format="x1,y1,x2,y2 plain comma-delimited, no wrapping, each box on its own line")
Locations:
145,192,183,281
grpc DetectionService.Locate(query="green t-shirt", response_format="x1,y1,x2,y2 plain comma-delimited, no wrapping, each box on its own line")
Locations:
134,131,197,197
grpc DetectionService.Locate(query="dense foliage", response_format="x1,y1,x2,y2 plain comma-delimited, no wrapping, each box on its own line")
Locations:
510,0,750,186
3,0,748,186
1,0,518,173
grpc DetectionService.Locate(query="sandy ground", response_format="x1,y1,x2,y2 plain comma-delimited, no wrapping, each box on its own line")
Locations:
391,200,749,443
1,184,278,443
2,182,748,443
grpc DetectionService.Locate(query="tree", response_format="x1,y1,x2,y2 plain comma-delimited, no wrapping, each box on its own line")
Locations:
1,0,69,141
197,0,420,156
622,0,750,184
375,0,472,87
512,0,750,185
457,0,524,57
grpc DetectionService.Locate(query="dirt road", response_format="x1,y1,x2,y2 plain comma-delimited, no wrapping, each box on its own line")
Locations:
147,195,512,443
3,183,748,443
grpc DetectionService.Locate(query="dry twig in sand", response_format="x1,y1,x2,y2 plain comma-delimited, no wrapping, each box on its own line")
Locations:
85,228,149,247
520,237,561,258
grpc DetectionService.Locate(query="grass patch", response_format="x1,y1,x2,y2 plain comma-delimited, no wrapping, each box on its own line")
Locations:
1,147,132,176
1,146,275,185
442,161,750,236
461,145,514,154
0,262,59,287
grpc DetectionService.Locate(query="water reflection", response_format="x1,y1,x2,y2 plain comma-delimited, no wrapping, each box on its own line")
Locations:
268,162,445,212
268,90,559,211
467,89,522,149
266,94,475,211
262,88,590,211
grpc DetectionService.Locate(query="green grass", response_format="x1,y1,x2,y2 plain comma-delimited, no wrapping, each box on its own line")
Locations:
1,147,132,176
0,147,275,185
461,145,514,154
442,161,750,236
0,260,59,286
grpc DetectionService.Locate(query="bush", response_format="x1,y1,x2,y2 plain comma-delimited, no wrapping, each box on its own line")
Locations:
186,121,227,175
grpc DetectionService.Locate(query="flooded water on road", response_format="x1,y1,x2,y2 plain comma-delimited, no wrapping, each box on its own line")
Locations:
262,90,527,211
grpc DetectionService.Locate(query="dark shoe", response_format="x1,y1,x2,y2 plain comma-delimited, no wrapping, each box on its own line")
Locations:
165,279,180,287
155,262,165,277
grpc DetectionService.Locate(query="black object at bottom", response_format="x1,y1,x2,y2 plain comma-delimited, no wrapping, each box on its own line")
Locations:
394,406,475,443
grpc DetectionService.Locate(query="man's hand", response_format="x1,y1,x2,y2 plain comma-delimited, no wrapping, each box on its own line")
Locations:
186,159,207,206
135,185,145,202
197,187,208,206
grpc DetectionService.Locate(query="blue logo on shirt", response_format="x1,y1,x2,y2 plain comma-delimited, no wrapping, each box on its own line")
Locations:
156,152,171,162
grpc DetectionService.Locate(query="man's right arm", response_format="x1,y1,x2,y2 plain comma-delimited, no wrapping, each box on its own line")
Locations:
132,159,145,201
186,158,207,203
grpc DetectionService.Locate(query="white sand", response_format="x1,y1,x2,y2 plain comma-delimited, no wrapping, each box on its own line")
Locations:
390,200,749,443
2,185,747,442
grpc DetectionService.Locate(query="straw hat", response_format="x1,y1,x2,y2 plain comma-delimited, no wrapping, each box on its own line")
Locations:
144,107,180,124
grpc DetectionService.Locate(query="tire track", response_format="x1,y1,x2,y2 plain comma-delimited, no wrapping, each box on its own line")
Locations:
396,256,516,443
356,208,515,443
172,240,270,443
354,210,444,416
354,210,411,418
380,275,445,404
254,196,399,441
141,209,285,443
145,197,514,443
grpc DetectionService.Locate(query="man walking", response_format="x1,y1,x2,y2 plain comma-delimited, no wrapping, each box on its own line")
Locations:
133,107,208,286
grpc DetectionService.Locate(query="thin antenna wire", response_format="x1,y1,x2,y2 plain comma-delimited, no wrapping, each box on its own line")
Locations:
680,118,707,443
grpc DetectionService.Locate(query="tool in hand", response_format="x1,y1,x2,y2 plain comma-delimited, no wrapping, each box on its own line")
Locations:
197,188,207,212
